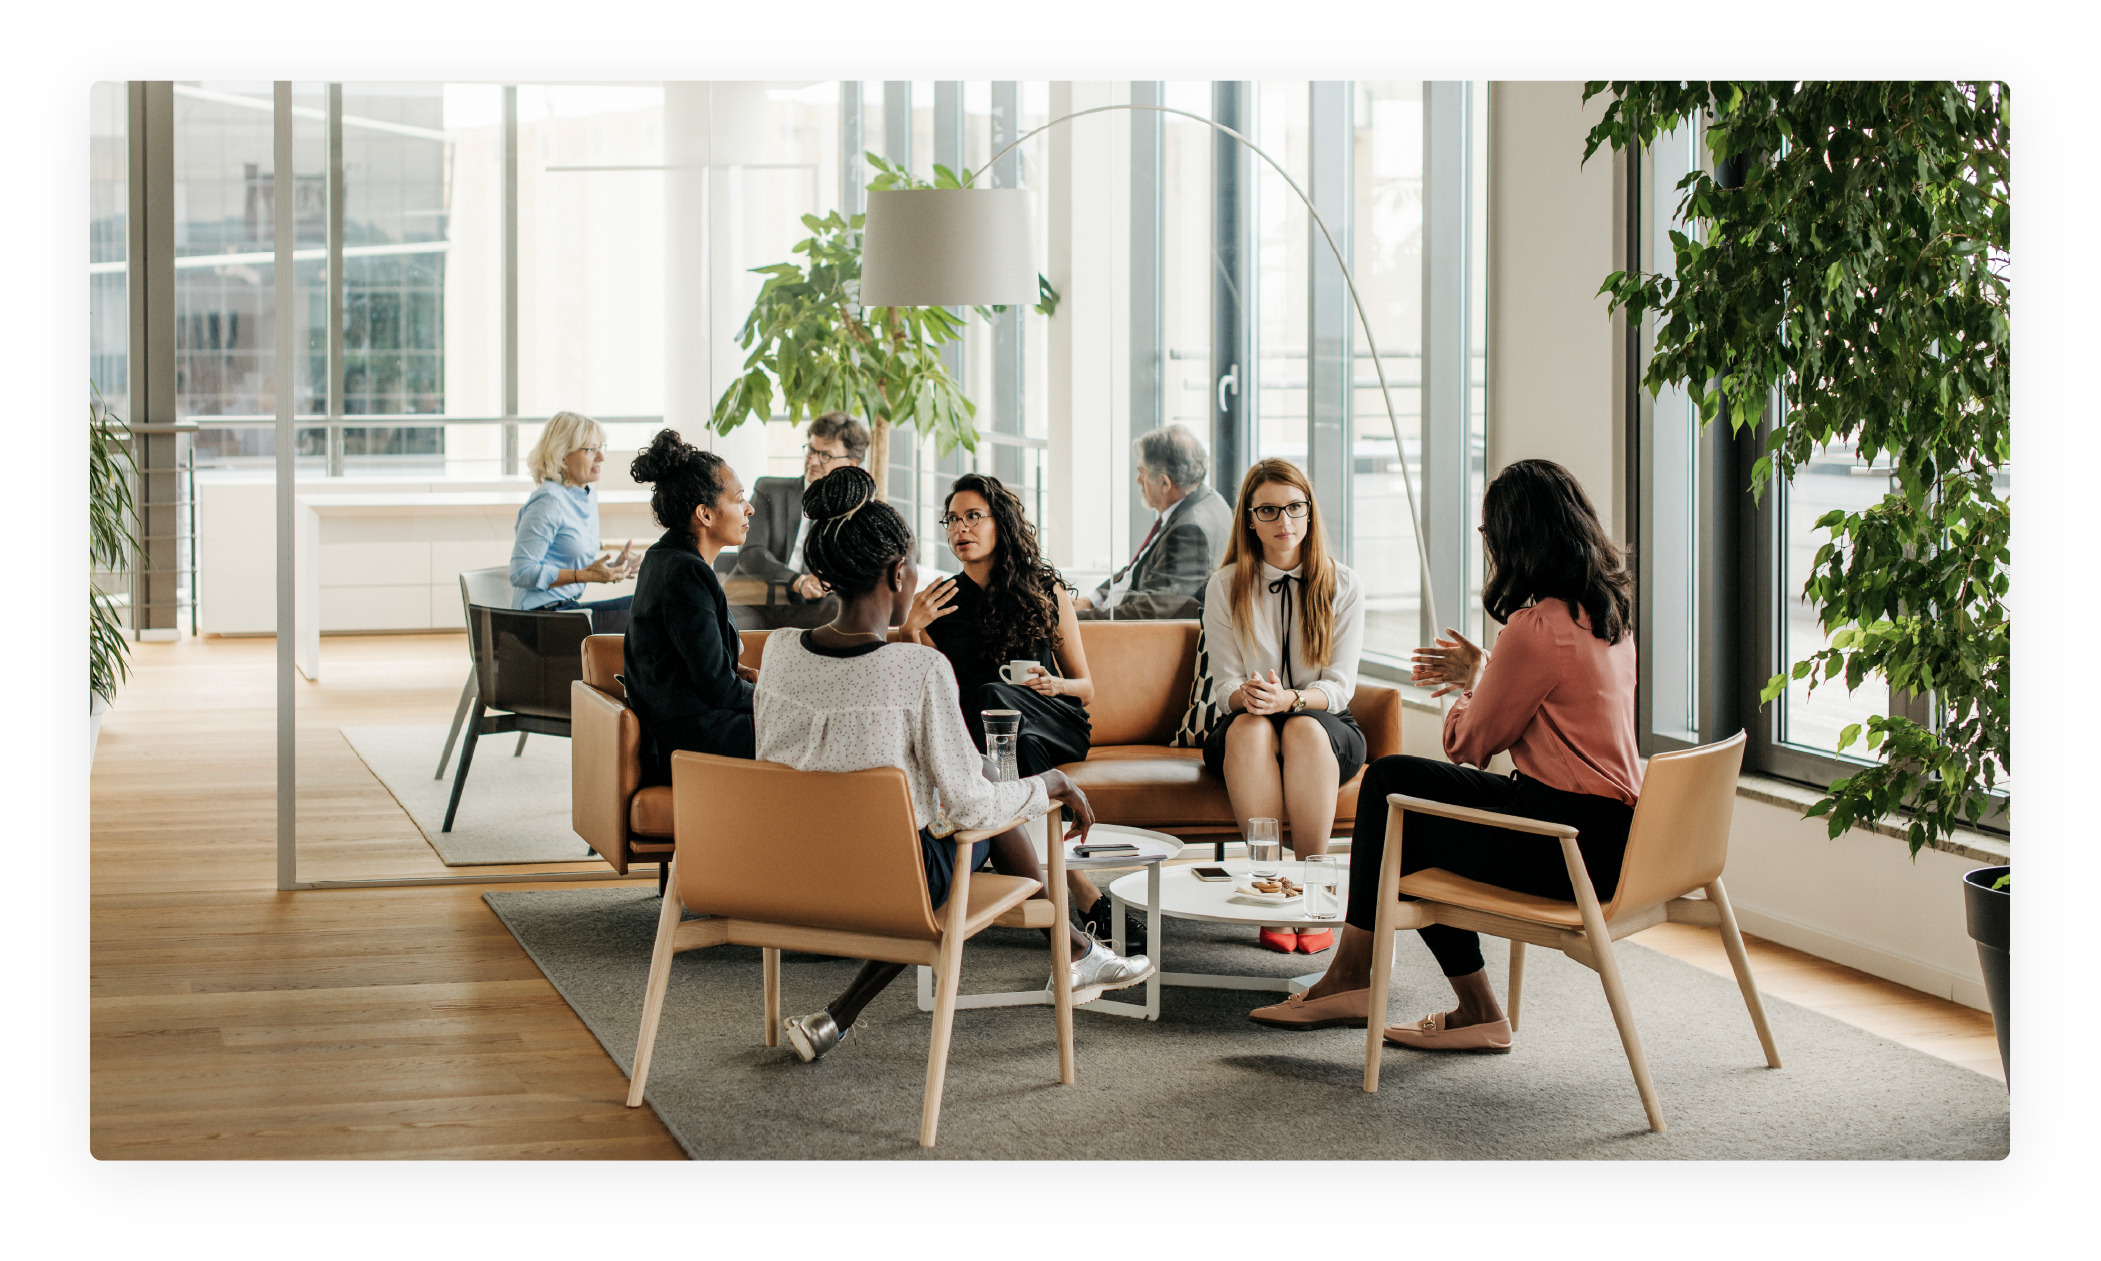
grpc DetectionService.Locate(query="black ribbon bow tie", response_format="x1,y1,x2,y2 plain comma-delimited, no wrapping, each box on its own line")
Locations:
1266,573,1301,689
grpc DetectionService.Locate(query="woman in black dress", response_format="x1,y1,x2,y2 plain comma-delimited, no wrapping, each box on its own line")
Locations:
622,429,759,783
901,473,1110,927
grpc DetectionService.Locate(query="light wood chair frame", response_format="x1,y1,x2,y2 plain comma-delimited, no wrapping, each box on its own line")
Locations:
624,793,1077,1149
1362,734,1780,1133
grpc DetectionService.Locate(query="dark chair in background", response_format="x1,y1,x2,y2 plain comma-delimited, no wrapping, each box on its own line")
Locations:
441,604,594,833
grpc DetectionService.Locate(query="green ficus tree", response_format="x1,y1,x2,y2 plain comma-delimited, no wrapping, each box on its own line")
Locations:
710,153,1059,499
1583,81,2009,855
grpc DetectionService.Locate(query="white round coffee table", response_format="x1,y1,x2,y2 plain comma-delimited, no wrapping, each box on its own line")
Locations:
913,824,1182,1020
1101,862,1348,1020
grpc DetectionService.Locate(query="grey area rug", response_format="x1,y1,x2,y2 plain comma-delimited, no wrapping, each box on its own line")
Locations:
342,724,601,866
484,886,2009,1161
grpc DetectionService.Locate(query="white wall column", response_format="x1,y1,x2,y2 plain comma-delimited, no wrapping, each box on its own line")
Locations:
666,83,771,482
1045,82,1130,574
1485,81,1624,539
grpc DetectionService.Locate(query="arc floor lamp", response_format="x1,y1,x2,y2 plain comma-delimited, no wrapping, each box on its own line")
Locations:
859,102,1442,634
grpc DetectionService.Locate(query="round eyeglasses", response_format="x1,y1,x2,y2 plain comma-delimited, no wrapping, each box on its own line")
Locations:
939,509,993,530
804,444,855,466
1250,500,1311,522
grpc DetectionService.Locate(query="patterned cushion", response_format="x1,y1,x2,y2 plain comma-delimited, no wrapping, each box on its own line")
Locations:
1171,625,1229,748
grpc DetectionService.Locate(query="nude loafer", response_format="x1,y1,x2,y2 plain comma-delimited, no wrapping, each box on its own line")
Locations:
1382,1011,1514,1053
1247,987,1371,1029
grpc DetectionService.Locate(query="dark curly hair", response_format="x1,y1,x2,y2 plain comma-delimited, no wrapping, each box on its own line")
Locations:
1480,458,1634,645
943,472,1070,666
630,429,727,545
800,465,914,598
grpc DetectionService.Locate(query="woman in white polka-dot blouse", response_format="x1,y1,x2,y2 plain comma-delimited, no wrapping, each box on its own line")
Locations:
750,466,1155,1065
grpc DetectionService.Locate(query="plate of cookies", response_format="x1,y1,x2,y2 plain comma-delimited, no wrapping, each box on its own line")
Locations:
1232,876,1304,903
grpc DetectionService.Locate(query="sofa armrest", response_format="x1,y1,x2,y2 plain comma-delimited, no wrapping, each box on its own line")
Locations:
1351,681,1404,762
572,680,641,862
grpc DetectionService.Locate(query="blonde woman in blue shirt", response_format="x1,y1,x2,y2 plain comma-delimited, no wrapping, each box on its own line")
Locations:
510,411,637,632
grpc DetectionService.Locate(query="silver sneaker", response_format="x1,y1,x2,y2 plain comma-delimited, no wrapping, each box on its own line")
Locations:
781,1009,848,1063
1049,937,1154,998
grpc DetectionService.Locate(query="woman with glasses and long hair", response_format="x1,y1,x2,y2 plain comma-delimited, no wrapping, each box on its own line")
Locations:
900,473,1114,935
1247,459,1640,1053
509,410,637,633
757,466,1151,1062
1203,458,1367,955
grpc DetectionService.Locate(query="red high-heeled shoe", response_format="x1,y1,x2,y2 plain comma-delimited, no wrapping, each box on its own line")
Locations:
1256,926,1297,954
1295,928,1334,954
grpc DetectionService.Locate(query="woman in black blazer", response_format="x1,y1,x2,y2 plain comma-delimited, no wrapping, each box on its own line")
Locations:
623,430,759,782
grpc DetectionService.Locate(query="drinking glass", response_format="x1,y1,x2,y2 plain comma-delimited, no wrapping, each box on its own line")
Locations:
1302,854,1341,919
981,710,1022,782
1245,818,1282,880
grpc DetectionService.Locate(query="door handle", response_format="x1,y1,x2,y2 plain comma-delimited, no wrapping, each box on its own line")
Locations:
1216,365,1240,414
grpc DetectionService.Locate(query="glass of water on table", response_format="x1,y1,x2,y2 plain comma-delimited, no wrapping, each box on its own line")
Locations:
1245,817,1282,880
1302,854,1341,919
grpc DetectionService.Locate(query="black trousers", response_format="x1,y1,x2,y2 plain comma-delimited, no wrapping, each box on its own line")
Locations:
1343,755,1635,977
965,681,1091,776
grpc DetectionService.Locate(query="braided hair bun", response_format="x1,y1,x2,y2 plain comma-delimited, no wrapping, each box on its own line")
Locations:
800,465,913,598
629,429,727,542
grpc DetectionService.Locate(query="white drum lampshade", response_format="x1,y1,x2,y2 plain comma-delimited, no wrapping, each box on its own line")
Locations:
859,188,1037,308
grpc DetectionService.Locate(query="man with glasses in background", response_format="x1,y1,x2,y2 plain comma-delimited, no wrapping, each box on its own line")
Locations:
729,411,869,629
1075,423,1231,620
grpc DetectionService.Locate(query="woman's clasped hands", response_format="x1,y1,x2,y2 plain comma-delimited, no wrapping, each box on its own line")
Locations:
1238,669,1298,715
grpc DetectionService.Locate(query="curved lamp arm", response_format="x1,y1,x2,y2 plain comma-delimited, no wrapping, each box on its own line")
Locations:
968,102,1440,634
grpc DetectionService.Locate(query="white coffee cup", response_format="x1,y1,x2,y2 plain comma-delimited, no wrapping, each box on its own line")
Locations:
999,660,1041,685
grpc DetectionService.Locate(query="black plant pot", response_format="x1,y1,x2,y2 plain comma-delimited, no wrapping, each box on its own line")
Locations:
1963,865,2009,1085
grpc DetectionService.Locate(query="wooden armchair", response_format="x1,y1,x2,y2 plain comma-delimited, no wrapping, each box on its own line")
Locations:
1362,731,1779,1133
624,751,1077,1148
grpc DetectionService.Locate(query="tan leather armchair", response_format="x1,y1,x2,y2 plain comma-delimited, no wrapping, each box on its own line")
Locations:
570,630,770,889
625,752,1075,1148
1361,731,1779,1132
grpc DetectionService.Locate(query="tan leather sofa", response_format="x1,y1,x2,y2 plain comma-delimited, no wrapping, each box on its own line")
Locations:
573,621,1401,875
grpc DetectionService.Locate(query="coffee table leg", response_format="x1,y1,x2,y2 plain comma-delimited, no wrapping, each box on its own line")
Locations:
1144,863,1162,1021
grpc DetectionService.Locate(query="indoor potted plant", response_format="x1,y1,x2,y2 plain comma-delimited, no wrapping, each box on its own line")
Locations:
1584,82,2011,1074
89,381,135,760
709,154,1057,499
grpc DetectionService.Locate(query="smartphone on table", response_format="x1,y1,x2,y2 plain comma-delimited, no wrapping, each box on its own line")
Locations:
1192,866,1233,882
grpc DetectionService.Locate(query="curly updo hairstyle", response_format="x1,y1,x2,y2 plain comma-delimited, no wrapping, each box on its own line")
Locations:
943,472,1070,666
1480,458,1634,645
630,429,728,545
799,465,914,598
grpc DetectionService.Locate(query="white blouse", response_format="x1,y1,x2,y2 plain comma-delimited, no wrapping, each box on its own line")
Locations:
753,628,1050,832
1201,559,1364,715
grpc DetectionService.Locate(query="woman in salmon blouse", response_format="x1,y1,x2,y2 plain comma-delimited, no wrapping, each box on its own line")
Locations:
1248,459,1641,1052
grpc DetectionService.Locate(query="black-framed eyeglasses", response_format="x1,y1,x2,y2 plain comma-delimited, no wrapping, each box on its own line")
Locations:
804,444,855,466
1250,501,1311,522
938,509,992,530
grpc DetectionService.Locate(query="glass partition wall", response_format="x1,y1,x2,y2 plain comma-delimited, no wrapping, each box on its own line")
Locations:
97,80,1489,889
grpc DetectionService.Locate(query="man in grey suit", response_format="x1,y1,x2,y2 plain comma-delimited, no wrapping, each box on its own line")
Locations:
1075,424,1231,621
728,411,868,630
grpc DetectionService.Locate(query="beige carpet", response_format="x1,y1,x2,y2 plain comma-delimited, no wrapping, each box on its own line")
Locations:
485,885,2010,1160
341,723,603,866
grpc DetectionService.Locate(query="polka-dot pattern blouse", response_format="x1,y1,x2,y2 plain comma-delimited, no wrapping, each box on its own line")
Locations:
753,627,1050,832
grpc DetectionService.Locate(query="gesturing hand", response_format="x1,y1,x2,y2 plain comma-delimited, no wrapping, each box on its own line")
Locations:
902,575,960,641
1411,628,1483,698
576,553,617,584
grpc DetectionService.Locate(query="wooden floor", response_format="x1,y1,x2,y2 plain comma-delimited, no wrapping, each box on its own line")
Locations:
89,633,2002,1160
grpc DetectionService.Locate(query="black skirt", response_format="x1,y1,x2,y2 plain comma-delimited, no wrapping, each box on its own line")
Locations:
964,680,1091,776
1201,708,1367,786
